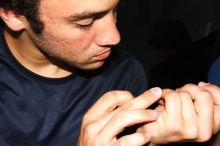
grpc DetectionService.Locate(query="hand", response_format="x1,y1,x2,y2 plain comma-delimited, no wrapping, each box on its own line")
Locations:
138,84,215,145
77,87,162,146
197,82,220,134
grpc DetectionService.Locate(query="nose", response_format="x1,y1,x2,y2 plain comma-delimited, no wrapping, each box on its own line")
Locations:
95,15,121,47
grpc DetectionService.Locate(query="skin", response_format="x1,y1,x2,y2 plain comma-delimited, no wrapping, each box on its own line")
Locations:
138,83,220,146
1,0,220,145
3,0,120,78
78,88,163,146
78,83,220,146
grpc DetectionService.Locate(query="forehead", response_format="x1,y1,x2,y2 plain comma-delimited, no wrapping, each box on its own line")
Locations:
39,0,119,16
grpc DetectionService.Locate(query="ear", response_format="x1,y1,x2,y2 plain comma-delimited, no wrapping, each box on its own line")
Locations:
0,8,27,31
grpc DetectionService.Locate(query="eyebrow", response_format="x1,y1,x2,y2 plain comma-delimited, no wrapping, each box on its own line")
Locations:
68,0,122,21
70,10,109,21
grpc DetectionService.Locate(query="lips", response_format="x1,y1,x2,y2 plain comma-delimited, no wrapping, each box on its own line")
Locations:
95,50,111,60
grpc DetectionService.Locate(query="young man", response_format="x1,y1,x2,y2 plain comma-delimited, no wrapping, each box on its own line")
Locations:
0,0,220,146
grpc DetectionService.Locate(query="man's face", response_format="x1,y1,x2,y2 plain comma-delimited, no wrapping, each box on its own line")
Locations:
27,0,121,70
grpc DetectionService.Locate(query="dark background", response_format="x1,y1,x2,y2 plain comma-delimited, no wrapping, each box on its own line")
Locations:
117,0,220,89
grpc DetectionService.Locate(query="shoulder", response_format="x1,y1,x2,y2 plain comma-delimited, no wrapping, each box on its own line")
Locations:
208,56,220,86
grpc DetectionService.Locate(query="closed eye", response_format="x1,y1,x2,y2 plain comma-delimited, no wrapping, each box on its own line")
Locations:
75,18,95,31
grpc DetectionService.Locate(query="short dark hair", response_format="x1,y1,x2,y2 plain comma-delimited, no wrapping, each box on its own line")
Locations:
0,0,44,34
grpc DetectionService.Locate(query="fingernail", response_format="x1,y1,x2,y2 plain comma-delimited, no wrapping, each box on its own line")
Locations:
198,82,209,87
150,87,162,96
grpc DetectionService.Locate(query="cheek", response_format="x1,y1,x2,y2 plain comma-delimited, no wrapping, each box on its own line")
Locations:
46,27,93,53
61,34,90,52
43,19,94,50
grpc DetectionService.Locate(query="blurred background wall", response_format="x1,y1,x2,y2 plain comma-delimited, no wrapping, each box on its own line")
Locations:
117,0,220,89
119,0,220,41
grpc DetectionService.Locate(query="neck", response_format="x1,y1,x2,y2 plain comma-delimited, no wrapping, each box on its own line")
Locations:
4,28,73,78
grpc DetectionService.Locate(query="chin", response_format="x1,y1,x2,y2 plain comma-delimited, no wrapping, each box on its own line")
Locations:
79,61,105,70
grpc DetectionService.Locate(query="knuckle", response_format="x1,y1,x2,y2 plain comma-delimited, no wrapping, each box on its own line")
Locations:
182,83,196,89
203,90,213,98
102,91,122,106
84,123,97,136
82,112,90,124
199,90,213,102
204,83,218,89
121,91,134,99
164,91,180,99
184,126,198,140
179,91,190,97
103,90,133,101
168,123,183,135
103,90,119,99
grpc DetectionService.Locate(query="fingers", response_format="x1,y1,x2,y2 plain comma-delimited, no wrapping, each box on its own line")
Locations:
178,91,198,140
97,87,162,144
84,87,162,129
135,89,189,144
82,109,157,146
162,89,183,122
198,82,220,134
164,90,200,141
138,85,215,144
85,87,162,123
198,82,220,105
83,91,133,124
178,84,214,141
98,109,158,142
112,132,151,146
121,87,162,110
79,88,163,146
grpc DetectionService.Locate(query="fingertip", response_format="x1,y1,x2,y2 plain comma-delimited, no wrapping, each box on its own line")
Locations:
150,87,162,96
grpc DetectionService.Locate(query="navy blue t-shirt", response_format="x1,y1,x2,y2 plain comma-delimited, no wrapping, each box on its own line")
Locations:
208,56,220,86
0,25,148,146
